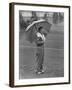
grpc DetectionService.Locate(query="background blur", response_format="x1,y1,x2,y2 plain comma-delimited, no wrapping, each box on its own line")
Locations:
19,11,64,79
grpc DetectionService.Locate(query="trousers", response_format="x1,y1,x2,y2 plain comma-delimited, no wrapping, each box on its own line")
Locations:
36,44,44,72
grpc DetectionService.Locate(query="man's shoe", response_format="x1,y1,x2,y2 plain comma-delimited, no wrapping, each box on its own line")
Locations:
37,70,44,74
37,71,42,74
41,70,44,73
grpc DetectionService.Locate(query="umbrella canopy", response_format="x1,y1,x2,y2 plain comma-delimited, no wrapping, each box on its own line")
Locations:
25,19,52,43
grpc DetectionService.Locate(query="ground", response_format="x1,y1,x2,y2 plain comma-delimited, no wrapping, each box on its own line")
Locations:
19,22,64,79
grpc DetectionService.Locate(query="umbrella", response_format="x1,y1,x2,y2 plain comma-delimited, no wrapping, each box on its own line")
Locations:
25,19,52,43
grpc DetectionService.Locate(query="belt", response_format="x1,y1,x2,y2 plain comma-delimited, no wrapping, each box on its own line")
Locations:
37,43,44,46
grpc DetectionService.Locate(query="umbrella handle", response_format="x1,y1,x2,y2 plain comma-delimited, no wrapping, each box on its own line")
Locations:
34,24,38,34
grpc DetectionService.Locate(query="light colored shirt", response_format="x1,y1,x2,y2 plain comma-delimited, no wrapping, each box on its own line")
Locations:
36,32,46,42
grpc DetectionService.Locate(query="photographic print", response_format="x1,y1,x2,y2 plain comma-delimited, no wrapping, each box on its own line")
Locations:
9,3,70,87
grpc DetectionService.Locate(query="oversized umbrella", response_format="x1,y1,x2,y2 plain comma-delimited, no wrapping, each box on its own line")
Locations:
25,19,52,43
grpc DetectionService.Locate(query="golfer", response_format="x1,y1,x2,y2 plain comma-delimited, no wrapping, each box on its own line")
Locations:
35,27,47,74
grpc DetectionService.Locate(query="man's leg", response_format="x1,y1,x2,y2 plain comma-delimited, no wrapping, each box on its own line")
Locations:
36,45,44,74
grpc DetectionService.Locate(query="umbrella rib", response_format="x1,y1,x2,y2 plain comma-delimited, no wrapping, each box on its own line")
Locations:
25,19,46,31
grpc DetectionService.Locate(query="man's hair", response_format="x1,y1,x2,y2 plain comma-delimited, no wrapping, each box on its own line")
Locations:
38,27,43,32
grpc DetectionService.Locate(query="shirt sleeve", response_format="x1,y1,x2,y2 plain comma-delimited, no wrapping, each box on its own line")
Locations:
35,32,44,44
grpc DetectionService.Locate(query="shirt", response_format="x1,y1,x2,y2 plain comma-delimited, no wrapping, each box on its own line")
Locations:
36,32,46,42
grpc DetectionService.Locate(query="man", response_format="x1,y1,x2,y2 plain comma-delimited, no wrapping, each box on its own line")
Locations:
35,27,47,74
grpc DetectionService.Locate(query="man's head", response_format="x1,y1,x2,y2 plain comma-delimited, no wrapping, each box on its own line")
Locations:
38,27,43,33
38,27,47,37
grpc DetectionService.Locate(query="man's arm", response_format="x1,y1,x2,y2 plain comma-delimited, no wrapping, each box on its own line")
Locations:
35,35,44,44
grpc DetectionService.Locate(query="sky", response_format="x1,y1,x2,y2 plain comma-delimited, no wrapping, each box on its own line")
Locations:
21,11,53,17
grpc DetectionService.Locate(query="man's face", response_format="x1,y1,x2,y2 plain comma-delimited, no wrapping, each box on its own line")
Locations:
41,28,47,37
40,28,44,33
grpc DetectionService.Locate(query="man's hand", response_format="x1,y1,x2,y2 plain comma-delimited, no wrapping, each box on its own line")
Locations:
37,37,44,44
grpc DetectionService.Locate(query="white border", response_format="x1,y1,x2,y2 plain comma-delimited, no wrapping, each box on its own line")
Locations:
14,5,69,86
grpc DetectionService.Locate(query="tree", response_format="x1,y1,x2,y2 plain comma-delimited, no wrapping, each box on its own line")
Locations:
53,12,58,24
30,11,38,22
43,13,48,20
19,12,28,30
59,13,64,23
